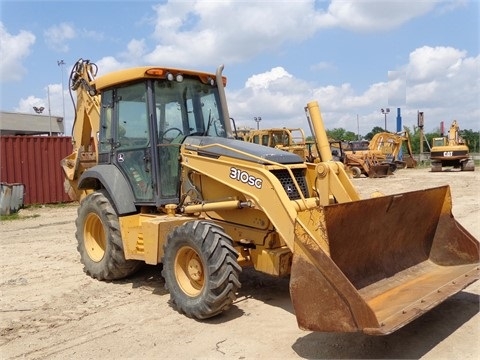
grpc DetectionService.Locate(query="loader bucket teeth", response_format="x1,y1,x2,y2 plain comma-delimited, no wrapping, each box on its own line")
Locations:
290,185,479,335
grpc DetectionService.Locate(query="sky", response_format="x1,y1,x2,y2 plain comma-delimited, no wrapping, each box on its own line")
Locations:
0,0,479,137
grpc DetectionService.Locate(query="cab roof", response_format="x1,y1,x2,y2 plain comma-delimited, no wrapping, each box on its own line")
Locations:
93,66,226,91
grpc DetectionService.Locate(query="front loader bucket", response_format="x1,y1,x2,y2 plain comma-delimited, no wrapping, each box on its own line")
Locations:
367,164,392,178
290,185,479,335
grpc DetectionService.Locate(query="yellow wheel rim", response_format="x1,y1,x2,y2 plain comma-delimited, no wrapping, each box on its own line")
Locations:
84,213,106,262
174,246,205,296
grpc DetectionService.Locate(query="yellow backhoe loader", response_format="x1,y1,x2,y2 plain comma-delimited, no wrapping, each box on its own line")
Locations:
62,59,479,335
330,140,392,178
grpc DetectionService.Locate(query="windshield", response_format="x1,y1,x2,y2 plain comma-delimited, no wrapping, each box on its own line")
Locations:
154,78,226,140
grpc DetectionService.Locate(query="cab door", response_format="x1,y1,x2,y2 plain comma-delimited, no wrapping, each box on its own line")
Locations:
112,82,154,201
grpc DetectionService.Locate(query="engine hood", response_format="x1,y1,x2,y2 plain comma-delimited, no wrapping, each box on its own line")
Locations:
183,136,304,164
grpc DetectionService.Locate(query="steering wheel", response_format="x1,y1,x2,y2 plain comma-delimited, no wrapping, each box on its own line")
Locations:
161,127,183,143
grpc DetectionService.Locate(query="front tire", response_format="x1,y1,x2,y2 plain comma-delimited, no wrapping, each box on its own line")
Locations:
162,221,242,319
76,190,142,280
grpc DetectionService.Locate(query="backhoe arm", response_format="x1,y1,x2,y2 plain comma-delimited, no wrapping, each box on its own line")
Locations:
61,59,100,201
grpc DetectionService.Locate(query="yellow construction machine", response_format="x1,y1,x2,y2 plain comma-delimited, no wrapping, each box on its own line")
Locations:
333,131,417,178
368,131,417,170
62,59,479,335
239,127,315,161
333,140,392,178
430,120,475,172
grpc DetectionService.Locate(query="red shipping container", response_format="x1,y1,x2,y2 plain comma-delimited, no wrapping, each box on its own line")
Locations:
0,136,73,205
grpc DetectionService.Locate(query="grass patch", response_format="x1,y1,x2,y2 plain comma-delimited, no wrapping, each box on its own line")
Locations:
28,202,74,209
0,202,77,222
0,212,40,221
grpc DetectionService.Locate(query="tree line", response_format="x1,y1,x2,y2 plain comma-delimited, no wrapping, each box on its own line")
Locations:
307,126,480,153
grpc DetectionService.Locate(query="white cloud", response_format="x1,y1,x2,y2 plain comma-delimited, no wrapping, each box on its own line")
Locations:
407,46,468,82
15,95,44,113
405,47,479,124
44,23,76,52
94,56,126,76
324,0,436,31
5,1,477,134
144,1,325,66
245,67,293,90
141,0,457,68
229,67,313,128
15,84,63,113
0,22,35,82
229,45,479,133
15,83,73,134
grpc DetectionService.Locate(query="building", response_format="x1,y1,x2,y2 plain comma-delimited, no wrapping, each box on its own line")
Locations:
1,111,71,206
0,111,64,136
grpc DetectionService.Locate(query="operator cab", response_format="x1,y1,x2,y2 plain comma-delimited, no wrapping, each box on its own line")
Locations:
97,73,227,208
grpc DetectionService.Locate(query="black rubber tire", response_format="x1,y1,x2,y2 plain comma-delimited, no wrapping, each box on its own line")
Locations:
461,159,475,171
387,162,397,173
431,161,442,172
161,220,242,319
76,190,142,281
350,166,362,178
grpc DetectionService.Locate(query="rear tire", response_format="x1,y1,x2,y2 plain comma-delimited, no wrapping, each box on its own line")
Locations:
76,190,142,280
162,221,241,319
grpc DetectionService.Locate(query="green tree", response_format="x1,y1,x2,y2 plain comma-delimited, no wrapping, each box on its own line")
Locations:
403,126,419,154
364,126,385,140
406,126,440,154
460,129,480,152
326,128,357,141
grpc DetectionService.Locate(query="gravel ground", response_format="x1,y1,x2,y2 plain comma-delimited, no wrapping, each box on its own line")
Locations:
0,167,478,359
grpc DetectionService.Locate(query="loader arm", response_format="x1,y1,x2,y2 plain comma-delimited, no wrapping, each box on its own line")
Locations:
304,101,360,205
179,140,306,251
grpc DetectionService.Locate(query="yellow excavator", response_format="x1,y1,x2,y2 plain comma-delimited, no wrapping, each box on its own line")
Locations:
430,120,475,172
62,59,479,335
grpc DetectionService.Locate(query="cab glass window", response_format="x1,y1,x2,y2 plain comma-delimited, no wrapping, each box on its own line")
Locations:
116,82,149,149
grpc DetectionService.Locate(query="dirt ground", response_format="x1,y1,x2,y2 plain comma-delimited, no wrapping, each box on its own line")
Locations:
1,168,479,360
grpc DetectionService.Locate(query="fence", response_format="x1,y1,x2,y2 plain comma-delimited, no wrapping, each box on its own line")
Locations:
0,136,73,205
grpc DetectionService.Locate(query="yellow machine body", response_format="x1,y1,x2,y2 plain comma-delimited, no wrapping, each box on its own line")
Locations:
63,60,479,335
430,120,475,171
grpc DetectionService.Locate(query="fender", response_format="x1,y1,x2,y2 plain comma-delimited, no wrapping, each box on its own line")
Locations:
78,164,137,215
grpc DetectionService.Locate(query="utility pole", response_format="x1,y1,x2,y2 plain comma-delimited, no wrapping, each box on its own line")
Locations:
356,114,360,140
254,116,262,130
381,108,390,131
418,111,424,158
47,86,52,136
57,60,66,125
